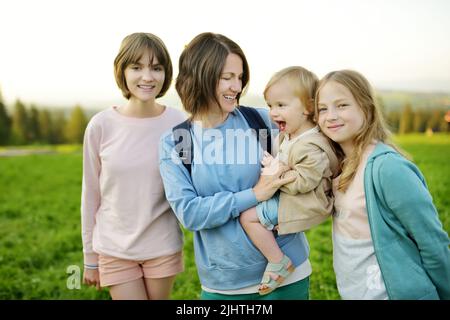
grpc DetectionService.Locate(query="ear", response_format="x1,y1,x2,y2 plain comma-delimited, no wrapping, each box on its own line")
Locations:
303,99,315,115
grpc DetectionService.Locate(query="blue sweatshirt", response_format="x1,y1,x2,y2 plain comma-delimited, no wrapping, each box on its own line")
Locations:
365,143,450,299
159,107,309,290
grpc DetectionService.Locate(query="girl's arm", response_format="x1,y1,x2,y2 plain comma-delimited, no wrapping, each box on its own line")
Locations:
81,120,101,266
378,155,450,299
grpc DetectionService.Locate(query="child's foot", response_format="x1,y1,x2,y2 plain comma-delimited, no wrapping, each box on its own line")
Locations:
258,255,295,295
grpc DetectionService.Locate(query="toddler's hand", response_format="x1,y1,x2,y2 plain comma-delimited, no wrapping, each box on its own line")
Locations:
261,151,275,168
261,154,285,176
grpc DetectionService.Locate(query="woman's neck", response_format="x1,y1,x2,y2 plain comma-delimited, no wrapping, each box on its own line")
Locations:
193,110,229,128
120,98,164,118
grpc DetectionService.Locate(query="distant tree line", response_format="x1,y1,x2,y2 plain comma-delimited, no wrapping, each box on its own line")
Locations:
0,90,449,146
0,92,88,146
384,101,450,134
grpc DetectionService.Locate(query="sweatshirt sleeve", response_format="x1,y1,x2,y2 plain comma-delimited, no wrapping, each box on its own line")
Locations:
378,155,450,299
80,120,101,265
280,144,329,195
159,132,257,231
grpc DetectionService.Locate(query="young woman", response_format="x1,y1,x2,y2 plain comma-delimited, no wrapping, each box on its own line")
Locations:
316,69,450,300
159,32,311,300
81,33,185,300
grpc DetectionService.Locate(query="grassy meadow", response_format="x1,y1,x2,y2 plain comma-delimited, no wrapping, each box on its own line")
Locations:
0,134,448,299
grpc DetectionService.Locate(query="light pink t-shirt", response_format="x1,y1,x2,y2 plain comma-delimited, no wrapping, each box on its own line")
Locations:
332,143,388,299
81,106,187,265
333,144,375,240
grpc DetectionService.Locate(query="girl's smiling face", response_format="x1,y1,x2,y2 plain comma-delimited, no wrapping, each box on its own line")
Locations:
317,80,365,154
124,50,165,103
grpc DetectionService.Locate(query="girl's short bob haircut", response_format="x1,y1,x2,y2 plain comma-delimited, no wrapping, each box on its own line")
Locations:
175,32,250,118
114,32,173,99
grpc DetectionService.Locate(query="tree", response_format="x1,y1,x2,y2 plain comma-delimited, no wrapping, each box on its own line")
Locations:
386,110,400,133
412,109,428,133
28,104,41,142
439,115,448,133
10,99,29,145
50,110,66,144
38,109,52,143
64,105,88,143
376,95,387,118
0,89,11,145
398,103,413,135
427,109,443,132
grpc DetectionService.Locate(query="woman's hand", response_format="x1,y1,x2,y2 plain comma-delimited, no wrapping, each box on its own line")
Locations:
253,162,295,202
83,268,101,290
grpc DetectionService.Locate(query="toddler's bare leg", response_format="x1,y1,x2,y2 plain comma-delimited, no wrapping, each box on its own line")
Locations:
240,207,284,263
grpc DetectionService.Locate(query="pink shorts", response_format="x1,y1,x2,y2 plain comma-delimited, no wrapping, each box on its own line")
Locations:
98,251,184,287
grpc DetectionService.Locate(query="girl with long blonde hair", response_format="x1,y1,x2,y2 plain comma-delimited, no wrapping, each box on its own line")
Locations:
316,69,449,300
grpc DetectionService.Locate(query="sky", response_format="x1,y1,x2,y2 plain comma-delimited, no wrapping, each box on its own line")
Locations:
1,0,450,108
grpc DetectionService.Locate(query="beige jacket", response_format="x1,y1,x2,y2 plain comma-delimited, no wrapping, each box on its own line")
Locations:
276,131,339,235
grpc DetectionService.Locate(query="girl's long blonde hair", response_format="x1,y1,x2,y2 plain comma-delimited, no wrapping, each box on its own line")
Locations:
315,70,404,192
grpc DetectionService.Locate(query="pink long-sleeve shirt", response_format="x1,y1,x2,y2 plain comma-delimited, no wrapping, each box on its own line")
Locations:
81,106,186,265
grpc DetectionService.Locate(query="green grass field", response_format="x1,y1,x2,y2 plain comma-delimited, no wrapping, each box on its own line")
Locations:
0,134,448,299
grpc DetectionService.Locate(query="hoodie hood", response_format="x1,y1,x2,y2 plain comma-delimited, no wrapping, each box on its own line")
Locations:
367,142,399,162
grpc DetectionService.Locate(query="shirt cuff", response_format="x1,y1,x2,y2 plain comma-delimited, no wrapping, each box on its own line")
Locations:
83,252,99,265
233,188,258,218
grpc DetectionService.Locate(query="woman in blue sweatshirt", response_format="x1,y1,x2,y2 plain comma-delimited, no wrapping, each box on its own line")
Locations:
316,69,450,299
159,32,311,299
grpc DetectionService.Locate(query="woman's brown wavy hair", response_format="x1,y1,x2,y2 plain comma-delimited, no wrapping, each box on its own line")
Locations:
175,32,249,119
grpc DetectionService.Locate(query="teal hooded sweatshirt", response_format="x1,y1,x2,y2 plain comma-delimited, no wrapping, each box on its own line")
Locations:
364,143,450,299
